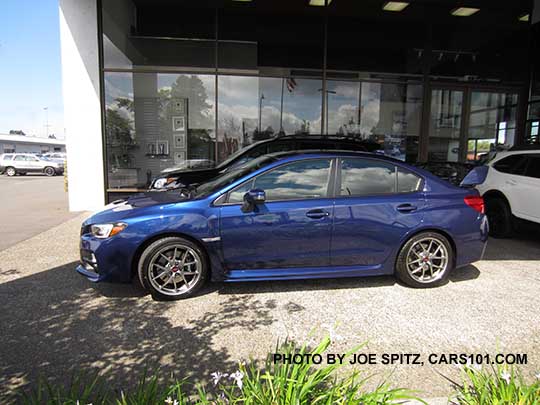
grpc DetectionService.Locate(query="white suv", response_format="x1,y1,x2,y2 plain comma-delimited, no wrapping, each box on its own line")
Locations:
0,153,65,177
471,148,540,237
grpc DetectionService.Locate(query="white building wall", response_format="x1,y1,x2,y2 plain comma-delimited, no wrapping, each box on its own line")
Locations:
59,0,105,211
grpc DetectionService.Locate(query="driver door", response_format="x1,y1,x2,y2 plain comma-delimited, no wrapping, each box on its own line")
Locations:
219,158,335,270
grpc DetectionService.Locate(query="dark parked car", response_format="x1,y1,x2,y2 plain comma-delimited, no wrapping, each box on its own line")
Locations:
78,151,488,300
150,135,380,191
415,162,476,186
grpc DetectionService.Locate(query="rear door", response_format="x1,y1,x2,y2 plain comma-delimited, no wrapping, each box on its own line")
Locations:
331,157,426,267
490,154,530,218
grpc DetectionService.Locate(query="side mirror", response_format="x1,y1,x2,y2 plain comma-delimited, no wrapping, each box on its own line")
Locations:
241,189,266,213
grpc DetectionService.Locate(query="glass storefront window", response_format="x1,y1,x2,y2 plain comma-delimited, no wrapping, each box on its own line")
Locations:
428,89,463,162
467,91,518,162
259,77,323,136
104,72,215,191
326,81,422,162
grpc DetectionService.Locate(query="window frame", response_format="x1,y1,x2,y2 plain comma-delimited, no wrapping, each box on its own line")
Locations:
335,157,424,199
218,157,337,206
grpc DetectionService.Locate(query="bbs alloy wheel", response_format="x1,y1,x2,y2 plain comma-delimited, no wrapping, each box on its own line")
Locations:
395,232,453,288
138,236,208,300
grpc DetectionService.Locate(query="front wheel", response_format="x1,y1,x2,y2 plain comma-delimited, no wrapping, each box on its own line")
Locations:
395,232,453,288
138,236,208,300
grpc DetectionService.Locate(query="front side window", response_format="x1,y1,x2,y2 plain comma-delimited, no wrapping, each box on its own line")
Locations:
340,158,395,196
250,159,332,202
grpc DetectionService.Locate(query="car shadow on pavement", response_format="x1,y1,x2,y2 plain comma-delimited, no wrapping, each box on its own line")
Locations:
0,261,274,402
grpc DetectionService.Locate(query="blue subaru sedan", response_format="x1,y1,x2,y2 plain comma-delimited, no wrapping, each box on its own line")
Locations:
77,152,488,300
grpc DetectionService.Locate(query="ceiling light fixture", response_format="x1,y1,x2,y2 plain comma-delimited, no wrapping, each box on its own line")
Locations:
383,2,410,12
309,0,332,6
451,7,480,17
519,14,530,22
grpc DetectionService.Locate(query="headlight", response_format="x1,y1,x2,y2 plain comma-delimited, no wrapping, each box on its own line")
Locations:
153,178,168,189
90,223,127,238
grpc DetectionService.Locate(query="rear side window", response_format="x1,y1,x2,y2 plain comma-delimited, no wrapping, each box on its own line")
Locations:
524,154,540,179
340,158,395,196
398,168,423,193
14,155,26,161
340,158,422,196
493,155,528,175
2,154,13,160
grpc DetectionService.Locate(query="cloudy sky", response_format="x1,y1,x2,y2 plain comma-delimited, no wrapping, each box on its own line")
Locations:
0,0,64,138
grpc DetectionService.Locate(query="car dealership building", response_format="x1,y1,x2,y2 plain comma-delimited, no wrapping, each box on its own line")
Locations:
59,0,540,211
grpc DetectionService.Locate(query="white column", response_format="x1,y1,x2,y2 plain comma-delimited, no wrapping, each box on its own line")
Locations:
59,0,105,211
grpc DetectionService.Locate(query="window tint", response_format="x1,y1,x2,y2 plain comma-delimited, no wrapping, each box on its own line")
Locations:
493,155,528,175
267,141,296,153
253,159,332,201
340,158,395,196
14,155,25,161
2,154,13,160
228,180,254,204
524,155,540,179
397,168,422,193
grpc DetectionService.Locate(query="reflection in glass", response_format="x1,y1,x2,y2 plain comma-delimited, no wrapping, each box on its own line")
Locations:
259,78,322,137
104,72,215,190
327,81,422,162
428,89,463,162
467,92,518,162
253,159,331,201
340,158,395,196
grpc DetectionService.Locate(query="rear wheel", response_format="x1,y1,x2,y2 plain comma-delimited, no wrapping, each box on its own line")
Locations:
44,166,56,176
138,236,208,300
395,232,453,288
485,197,512,238
5,167,16,176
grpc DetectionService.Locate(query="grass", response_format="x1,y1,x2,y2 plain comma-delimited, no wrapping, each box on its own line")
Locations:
18,337,421,405
443,363,540,405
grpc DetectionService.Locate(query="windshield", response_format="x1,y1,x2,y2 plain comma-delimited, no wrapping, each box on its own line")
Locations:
193,155,277,198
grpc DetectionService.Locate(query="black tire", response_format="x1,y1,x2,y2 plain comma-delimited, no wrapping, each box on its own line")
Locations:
395,232,454,288
44,166,56,177
137,236,208,301
485,197,513,238
5,166,16,176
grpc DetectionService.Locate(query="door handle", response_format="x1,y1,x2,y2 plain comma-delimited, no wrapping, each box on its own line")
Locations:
506,179,517,186
396,204,417,213
306,209,329,219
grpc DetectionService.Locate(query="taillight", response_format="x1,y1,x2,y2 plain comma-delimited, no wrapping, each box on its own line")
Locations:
464,195,485,214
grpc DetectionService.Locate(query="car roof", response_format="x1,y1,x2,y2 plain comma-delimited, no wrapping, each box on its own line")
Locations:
254,135,378,145
263,149,408,165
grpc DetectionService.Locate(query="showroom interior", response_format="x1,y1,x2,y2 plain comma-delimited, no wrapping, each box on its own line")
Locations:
59,0,540,208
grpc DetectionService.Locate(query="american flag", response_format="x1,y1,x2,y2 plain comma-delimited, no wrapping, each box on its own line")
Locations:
286,78,297,92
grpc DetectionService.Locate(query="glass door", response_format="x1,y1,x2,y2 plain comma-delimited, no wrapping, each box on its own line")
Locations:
466,91,518,163
428,88,464,162
427,87,519,163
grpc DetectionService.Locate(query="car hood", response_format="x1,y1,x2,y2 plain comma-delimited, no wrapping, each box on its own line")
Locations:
84,192,189,225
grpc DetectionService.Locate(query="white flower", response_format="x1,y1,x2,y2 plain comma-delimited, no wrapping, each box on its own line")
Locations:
164,397,173,405
500,370,511,384
211,371,228,386
229,370,244,389
535,372,540,380
322,323,343,342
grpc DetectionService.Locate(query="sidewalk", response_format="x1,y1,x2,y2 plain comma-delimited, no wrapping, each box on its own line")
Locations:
1,215,539,403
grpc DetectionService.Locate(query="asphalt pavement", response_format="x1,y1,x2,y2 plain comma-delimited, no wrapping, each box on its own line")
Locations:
1,214,539,403
0,174,79,251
